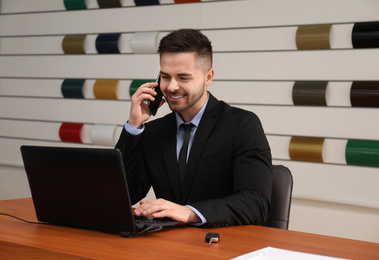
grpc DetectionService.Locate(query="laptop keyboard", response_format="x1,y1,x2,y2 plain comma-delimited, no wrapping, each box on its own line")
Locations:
133,215,180,229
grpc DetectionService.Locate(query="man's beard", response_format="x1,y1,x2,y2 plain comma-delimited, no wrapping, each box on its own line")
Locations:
165,80,206,114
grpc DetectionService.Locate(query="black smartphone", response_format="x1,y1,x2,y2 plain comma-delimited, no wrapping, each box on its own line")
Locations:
148,73,163,116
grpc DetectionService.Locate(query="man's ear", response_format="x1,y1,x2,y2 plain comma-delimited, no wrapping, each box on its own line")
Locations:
205,69,215,87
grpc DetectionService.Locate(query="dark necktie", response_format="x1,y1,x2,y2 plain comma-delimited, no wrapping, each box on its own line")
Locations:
178,124,193,184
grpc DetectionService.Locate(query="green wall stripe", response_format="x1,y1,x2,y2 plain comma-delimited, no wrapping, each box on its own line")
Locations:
61,79,85,99
346,139,379,167
64,0,87,10
129,79,153,97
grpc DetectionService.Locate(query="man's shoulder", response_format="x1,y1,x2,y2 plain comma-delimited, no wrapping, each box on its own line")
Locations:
209,93,254,115
145,112,175,129
218,100,258,120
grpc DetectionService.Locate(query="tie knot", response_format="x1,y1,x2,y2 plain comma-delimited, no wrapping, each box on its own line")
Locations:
181,123,194,133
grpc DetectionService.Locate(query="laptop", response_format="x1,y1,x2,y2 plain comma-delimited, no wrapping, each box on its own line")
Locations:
20,145,180,237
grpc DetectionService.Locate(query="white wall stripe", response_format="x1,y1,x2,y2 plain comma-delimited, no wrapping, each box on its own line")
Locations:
1,50,379,80
2,1,379,36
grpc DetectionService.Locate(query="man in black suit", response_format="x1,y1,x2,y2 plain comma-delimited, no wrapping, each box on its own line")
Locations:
116,29,272,227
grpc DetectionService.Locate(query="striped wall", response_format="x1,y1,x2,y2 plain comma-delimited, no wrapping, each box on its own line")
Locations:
1,0,379,243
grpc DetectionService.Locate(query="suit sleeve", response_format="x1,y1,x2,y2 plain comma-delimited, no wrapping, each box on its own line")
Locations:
115,128,151,205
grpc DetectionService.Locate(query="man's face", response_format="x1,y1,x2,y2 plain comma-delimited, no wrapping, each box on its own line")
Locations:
160,52,214,121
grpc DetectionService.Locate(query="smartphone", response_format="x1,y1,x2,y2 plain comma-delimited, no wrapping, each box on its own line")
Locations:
148,73,163,116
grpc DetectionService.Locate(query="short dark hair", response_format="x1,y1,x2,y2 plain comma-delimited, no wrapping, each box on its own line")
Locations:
158,29,213,69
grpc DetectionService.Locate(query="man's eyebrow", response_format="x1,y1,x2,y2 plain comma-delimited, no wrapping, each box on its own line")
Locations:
160,72,193,77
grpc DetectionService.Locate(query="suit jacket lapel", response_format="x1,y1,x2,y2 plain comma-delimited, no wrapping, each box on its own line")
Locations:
181,94,220,203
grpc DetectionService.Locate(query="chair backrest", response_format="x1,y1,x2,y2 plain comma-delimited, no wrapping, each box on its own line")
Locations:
263,165,293,230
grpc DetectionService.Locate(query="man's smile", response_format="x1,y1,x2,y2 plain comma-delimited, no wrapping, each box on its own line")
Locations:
170,95,184,99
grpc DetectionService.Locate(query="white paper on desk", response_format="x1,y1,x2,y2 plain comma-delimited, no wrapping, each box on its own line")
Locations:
230,247,351,260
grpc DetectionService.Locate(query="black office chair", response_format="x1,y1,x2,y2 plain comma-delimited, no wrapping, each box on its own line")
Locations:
263,165,293,230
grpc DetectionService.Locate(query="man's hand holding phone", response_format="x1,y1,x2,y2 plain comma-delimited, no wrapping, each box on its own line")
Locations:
148,74,163,116
128,74,165,129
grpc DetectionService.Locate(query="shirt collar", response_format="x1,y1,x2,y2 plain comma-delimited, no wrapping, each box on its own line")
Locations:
176,92,209,130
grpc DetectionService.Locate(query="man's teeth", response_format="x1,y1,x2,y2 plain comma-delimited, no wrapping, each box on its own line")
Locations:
171,95,183,99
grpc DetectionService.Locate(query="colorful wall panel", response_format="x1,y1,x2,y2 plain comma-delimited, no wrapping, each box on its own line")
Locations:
93,79,119,100
130,31,159,54
2,24,379,56
296,25,331,50
61,79,85,99
134,0,160,6
346,139,379,167
129,79,154,97
350,81,379,107
289,136,325,163
95,33,121,54
292,81,327,106
352,22,379,49
90,124,118,146
62,34,86,54
1,0,379,244
59,122,84,143
64,0,87,10
97,0,122,8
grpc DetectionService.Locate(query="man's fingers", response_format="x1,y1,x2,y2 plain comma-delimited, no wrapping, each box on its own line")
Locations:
136,199,162,216
135,199,198,223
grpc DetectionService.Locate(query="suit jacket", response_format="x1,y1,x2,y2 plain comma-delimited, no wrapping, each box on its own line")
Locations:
115,93,272,227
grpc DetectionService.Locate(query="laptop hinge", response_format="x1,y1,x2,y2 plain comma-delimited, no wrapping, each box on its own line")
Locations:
120,231,133,238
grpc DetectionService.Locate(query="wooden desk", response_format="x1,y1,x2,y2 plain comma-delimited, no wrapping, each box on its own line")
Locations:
0,198,378,260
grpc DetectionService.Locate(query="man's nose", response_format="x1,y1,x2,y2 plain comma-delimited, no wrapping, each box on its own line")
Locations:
166,79,180,92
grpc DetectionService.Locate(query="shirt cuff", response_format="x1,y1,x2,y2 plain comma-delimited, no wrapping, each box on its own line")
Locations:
186,205,208,226
124,121,145,135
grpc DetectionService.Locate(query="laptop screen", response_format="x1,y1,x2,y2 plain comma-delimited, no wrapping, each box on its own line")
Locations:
20,146,137,234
